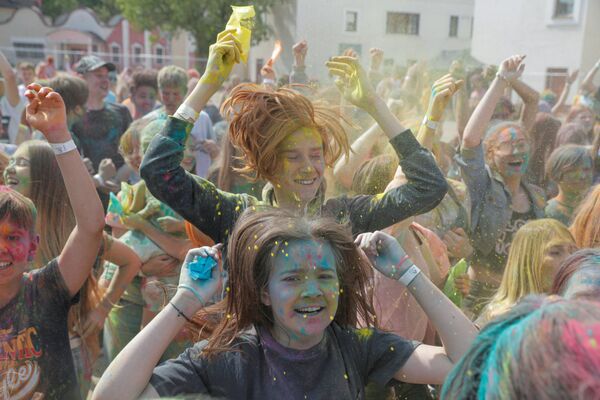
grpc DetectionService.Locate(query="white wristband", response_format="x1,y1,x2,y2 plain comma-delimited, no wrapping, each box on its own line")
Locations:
398,264,421,287
50,139,77,155
422,117,439,130
174,103,200,124
262,78,275,85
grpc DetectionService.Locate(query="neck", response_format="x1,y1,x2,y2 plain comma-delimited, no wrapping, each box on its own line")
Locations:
502,173,522,196
0,279,22,309
272,189,309,214
87,95,105,111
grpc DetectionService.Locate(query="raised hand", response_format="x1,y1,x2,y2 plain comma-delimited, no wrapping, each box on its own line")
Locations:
326,56,378,112
354,231,412,281
369,48,384,71
292,40,308,66
260,64,276,82
24,83,69,142
200,29,243,87
177,245,224,309
497,55,526,84
426,74,464,121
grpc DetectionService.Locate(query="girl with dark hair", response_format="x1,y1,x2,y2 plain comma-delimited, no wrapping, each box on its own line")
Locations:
94,208,477,399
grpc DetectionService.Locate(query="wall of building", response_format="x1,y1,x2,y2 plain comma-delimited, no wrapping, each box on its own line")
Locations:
472,0,597,92
247,0,474,82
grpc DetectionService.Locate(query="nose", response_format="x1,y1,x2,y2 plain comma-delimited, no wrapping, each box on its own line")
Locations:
300,157,315,174
301,279,322,298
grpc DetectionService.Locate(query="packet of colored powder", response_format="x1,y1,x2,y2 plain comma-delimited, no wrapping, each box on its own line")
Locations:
225,5,255,63
188,255,217,280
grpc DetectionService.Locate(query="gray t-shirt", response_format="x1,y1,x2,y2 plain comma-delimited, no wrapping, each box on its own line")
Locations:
150,323,418,399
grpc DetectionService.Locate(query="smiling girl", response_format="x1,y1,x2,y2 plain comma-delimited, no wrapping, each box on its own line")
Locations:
93,208,477,400
456,55,545,317
139,30,447,250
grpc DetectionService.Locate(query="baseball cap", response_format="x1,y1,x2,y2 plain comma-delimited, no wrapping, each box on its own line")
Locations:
75,55,116,74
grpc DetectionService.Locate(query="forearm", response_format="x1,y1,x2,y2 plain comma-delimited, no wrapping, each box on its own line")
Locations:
580,62,599,93
551,82,571,115
462,78,508,148
183,82,218,116
368,97,408,141
102,241,142,307
408,273,477,362
454,89,469,140
512,79,539,134
333,123,383,188
0,54,20,107
138,221,193,261
93,292,197,400
415,123,436,151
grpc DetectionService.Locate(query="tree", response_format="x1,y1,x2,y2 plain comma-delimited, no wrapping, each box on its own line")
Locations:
40,0,120,23
115,0,283,58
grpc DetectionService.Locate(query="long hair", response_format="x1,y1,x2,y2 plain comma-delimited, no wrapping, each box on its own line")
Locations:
526,113,561,187
480,219,575,321
20,141,103,358
190,207,376,358
441,296,600,400
207,129,255,193
551,248,600,299
25,140,76,267
221,84,350,182
570,185,600,248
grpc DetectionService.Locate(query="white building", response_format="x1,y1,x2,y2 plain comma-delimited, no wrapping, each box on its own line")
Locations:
246,0,474,82
472,0,600,95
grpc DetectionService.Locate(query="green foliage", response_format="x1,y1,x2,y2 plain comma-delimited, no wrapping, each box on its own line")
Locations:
115,0,283,57
40,0,120,23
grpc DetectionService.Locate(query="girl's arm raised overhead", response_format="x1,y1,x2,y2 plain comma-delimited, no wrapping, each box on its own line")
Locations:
356,231,478,385
93,245,224,400
24,84,105,298
462,55,525,149
140,31,251,243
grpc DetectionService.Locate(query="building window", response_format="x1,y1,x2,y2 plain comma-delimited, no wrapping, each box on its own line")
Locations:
554,0,575,18
12,42,45,60
255,58,264,83
92,44,98,53
449,16,459,37
111,44,120,63
345,10,358,32
386,12,419,35
546,67,568,96
132,44,143,65
155,45,164,65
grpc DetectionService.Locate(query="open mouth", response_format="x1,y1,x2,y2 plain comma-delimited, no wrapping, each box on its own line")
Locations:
5,176,18,186
507,160,523,168
294,306,325,316
0,261,13,272
294,178,317,186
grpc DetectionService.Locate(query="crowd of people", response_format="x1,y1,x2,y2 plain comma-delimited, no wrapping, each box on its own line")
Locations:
1,11,600,400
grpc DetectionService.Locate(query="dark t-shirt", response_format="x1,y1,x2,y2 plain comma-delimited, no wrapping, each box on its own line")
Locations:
150,323,418,399
0,260,80,400
72,101,132,171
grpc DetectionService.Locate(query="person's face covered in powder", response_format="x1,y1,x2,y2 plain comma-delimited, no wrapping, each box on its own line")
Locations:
492,126,530,177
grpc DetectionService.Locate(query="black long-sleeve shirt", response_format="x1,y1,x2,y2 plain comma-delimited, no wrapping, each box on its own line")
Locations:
140,117,447,245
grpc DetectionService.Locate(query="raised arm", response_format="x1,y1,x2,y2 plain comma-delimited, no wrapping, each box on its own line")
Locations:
140,32,251,243
416,74,463,151
81,234,142,338
512,72,540,135
552,69,579,115
93,246,223,400
356,231,477,385
462,55,525,149
580,58,600,94
333,122,385,189
25,84,105,297
0,50,20,107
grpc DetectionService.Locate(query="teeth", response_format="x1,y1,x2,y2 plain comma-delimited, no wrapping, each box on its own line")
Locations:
295,179,315,185
297,306,322,313
0,262,10,269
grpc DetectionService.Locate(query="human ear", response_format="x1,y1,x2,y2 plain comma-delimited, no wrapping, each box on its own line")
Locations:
260,288,271,307
28,234,39,261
